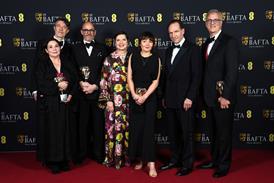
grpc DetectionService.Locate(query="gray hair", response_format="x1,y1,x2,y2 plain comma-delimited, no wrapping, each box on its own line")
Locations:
206,9,223,20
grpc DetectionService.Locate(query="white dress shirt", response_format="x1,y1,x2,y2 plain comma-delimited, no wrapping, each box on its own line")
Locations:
171,37,185,64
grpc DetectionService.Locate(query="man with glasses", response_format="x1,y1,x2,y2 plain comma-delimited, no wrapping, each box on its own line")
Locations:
72,21,108,165
197,9,239,178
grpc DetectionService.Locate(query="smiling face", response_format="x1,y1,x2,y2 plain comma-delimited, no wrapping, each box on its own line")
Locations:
81,22,96,42
45,40,61,58
205,12,223,36
168,22,185,44
115,34,128,51
53,20,69,40
140,38,154,53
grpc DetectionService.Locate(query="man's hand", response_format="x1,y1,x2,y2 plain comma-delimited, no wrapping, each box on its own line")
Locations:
218,97,231,109
80,81,98,94
183,98,192,111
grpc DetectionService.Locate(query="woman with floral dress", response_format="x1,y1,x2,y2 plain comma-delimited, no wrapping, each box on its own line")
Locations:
99,32,130,169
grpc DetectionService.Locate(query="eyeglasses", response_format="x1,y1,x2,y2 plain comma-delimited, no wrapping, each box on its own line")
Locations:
205,19,222,24
81,29,95,33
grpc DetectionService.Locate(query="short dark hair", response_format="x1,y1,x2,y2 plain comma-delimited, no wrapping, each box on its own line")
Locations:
139,31,155,46
41,38,60,57
54,17,70,27
167,19,184,29
114,31,129,40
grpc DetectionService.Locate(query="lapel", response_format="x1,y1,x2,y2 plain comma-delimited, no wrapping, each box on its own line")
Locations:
168,40,189,76
90,42,101,57
79,41,90,57
207,32,224,60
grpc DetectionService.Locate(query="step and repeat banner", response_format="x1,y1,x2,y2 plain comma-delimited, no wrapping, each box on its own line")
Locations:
0,0,274,151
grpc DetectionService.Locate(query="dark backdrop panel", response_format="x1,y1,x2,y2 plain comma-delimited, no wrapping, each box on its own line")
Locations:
1,0,273,151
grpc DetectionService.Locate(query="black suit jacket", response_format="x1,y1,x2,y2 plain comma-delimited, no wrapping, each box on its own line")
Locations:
202,32,239,107
163,40,202,108
72,41,108,100
30,37,73,93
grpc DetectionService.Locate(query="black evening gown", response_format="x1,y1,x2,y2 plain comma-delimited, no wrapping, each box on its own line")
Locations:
129,52,159,162
35,55,77,163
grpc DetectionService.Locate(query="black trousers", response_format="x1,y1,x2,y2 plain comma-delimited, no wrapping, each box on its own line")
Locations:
206,106,234,171
166,107,194,169
77,99,105,161
129,95,157,162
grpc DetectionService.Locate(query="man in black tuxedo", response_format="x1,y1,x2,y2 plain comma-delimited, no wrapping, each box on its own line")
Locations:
160,20,202,176
72,22,108,164
197,9,239,178
31,17,72,100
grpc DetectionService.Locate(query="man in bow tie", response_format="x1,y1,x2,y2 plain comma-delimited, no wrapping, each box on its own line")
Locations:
197,9,239,178
31,17,72,100
160,19,202,176
71,21,108,165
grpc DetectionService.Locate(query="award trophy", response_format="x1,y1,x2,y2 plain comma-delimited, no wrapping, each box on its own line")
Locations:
54,72,68,102
80,66,91,81
136,88,147,96
216,81,224,97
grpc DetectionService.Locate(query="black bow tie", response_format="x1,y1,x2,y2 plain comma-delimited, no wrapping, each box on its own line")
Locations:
58,40,64,47
206,37,215,44
85,41,95,48
172,44,181,49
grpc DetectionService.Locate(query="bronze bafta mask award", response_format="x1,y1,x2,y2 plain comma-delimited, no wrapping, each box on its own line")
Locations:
54,72,68,102
80,66,90,81
216,81,224,97
136,88,147,96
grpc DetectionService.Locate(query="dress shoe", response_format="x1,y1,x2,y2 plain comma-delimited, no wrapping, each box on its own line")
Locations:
60,162,71,172
213,169,228,178
50,165,61,174
197,162,215,169
159,162,176,170
176,168,192,176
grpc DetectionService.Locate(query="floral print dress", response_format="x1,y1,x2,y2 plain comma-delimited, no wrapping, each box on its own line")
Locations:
99,52,129,169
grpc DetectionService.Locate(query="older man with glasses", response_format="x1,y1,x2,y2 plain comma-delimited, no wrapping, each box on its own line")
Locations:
71,21,109,165
197,9,239,178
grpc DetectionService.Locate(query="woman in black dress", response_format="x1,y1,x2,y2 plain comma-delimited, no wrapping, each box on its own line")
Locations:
127,32,161,177
35,38,77,173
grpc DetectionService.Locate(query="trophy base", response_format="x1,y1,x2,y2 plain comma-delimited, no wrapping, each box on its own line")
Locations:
60,94,68,103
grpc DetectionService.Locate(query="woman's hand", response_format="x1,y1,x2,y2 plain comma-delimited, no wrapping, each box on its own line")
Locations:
106,101,114,112
136,95,147,105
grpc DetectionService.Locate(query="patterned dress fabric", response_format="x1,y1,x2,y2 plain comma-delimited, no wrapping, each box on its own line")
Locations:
99,51,130,169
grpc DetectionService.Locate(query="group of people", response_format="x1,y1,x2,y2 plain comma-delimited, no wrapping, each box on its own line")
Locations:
31,9,239,178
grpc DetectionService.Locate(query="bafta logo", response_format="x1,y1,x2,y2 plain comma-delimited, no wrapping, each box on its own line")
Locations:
81,12,89,22
241,36,249,46
127,13,135,22
13,38,21,47
263,109,270,119
105,38,113,47
195,37,205,47
240,85,248,95
264,61,272,70
239,133,246,142
35,12,43,22
173,12,181,20
16,87,23,96
17,135,25,144
265,10,273,20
